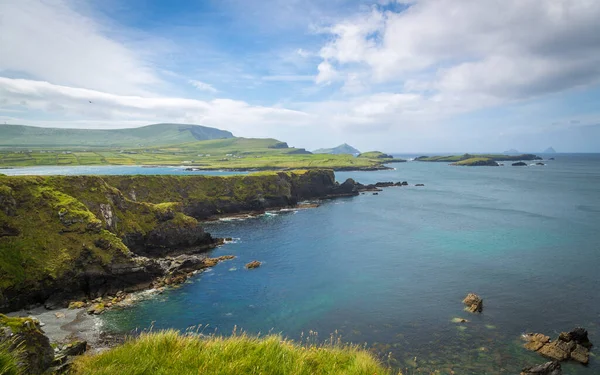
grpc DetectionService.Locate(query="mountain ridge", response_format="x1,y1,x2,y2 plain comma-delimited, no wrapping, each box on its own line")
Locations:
0,123,234,148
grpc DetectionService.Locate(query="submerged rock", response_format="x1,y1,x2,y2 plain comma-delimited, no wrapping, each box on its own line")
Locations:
521,361,562,375
462,293,483,313
245,261,262,269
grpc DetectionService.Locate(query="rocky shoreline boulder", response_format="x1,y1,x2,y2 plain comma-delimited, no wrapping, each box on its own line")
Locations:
523,327,593,365
521,361,562,375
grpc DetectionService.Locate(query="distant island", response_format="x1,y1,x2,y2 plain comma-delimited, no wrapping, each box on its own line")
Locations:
503,148,519,154
313,143,360,155
544,147,557,153
0,124,399,171
416,153,542,166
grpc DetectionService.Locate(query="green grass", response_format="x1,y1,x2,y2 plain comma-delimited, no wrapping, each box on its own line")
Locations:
71,330,395,375
0,134,400,170
453,157,499,166
0,341,20,375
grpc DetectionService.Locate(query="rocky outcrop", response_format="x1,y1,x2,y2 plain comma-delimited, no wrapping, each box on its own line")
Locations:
521,361,562,375
462,293,483,313
513,162,527,166
0,315,54,374
245,261,262,269
523,328,593,365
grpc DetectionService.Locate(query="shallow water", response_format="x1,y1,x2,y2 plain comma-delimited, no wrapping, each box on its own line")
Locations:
91,154,598,374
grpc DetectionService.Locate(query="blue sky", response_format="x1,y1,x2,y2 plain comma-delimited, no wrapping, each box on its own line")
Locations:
1,0,600,152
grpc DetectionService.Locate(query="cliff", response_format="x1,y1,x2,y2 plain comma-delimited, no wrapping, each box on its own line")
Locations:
0,170,353,312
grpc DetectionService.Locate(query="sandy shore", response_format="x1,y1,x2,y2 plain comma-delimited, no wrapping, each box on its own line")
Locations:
8,306,103,345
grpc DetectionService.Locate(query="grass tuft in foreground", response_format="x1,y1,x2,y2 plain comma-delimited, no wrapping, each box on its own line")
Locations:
0,341,21,375
71,330,396,375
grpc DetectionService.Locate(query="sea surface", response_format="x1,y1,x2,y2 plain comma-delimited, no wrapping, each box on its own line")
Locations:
11,155,600,374
0,165,247,176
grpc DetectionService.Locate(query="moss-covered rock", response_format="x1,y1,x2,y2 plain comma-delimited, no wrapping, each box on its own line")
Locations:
0,314,54,374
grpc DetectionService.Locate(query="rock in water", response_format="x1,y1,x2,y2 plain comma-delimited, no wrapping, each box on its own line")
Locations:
523,327,593,365
570,344,590,364
245,261,262,269
523,333,551,351
558,327,592,348
462,293,483,313
537,340,573,361
521,361,562,375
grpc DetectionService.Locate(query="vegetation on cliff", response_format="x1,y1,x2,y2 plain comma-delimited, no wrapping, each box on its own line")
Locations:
0,343,20,375
0,170,352,311
71,330,393,375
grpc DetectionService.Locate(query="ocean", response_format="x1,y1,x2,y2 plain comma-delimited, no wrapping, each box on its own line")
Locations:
9,155,600,374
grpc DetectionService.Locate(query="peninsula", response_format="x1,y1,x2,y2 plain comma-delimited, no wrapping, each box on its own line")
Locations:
0,124,403,171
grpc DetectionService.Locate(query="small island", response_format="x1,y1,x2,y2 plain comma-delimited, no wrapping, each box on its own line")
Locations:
417,153,542,166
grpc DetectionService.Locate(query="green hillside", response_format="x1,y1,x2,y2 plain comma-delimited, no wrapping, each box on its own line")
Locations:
0,137,394,170
0,123,233,149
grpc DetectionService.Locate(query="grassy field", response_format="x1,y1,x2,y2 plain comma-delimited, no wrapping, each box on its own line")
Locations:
71,330,395,375
0,138,399,170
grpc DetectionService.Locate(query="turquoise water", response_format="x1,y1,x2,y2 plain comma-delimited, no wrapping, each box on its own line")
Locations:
41,156,600,374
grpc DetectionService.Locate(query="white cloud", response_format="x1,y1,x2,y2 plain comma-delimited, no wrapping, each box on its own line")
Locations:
0,77,308,136
0,0,160,94
189,80,218,93
318,0,600,100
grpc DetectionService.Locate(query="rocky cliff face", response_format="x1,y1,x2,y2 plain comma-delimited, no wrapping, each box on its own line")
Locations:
0,170,353,311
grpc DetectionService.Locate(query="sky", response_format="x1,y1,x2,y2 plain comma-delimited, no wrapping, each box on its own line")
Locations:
1,0,600,153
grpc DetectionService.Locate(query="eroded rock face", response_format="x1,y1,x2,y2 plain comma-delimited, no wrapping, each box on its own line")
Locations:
462,293,483,313
523,328,593,365
521,361,562,375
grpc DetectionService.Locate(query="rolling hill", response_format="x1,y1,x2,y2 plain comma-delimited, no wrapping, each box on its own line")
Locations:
0,123,234,149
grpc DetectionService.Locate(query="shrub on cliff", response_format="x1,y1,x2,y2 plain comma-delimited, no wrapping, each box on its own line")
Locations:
71,330,393,375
